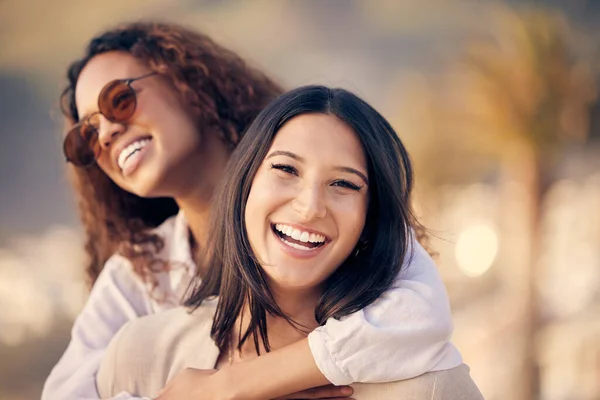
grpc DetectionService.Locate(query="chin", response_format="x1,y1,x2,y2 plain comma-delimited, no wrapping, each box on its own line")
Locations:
126,167,172,198
268,273,321,292
129,185,158,198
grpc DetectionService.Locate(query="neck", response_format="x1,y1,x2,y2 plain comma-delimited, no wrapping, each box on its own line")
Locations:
175,193,211,251
270,284,322,329
173,129,232,251
235,285,322,359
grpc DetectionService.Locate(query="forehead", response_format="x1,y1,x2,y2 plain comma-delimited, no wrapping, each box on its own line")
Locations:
74,51,151,116
272,114,366,167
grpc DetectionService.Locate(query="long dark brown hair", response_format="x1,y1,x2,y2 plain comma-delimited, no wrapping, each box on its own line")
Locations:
185,85,425,355
60,22,283,288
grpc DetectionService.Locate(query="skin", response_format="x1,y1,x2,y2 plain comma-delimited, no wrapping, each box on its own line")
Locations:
244,113,369,325
75,52,353,399
75,51,232,246
160,114,370,400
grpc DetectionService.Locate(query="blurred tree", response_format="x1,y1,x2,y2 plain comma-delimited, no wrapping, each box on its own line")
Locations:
438,5,597,399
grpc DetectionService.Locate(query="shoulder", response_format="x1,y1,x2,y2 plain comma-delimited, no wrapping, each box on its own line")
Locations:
352,364,484,400
95,253,141,289
397,235,440,283
391,235,451,313
80,254,151,324
150,213,180,253
119,304,216,337
152,213,179,236
92,212,189,304
102,213,179,271
102,305,217,356
96,304,219,399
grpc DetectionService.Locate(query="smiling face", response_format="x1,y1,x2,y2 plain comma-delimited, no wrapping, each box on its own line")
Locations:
244,113,369,294
74,51,230,199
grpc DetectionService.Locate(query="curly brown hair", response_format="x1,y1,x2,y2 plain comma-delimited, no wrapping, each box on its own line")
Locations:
60,22,283,289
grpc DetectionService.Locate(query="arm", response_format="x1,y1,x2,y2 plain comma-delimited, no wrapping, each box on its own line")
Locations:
209,338,329,400
41,256,155,400
351,364,484,399
308,238,462,384
206,238,461,397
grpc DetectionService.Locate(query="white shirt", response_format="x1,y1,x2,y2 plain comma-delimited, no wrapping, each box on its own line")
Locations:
42,211,462,400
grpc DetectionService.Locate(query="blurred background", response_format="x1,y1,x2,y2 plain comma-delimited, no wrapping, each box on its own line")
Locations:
0,0,599,399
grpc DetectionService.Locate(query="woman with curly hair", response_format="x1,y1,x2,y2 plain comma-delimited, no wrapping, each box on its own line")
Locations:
43,22,462,400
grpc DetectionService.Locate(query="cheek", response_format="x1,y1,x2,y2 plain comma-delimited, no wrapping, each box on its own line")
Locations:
244,188,260,237
138,94,198,143
96,155,125,185
155,111,198,145
245,173,292,244
334,195,368,243
248,172,293,208
244,178,272,247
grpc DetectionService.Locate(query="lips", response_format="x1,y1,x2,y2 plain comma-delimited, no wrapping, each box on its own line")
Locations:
271,223,330,251
112,135,152,173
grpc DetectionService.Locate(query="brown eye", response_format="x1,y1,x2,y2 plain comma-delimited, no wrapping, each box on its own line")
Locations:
270,163,298,176
82,114,100,137
98,80,137,121
112,90,135,112
63,122,100,167
332,180,362,191
80,123,97,141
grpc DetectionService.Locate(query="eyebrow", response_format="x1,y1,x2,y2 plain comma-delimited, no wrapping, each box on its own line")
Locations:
266,150,304,162
266,150,369,185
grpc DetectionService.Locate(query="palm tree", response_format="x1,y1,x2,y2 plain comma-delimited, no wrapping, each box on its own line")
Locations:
442,5,596,398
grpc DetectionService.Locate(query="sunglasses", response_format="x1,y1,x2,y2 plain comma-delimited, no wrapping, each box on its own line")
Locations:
63,72,157,167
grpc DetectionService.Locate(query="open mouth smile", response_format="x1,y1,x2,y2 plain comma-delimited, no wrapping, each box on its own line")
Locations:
117,137,152,171
271,223,330,252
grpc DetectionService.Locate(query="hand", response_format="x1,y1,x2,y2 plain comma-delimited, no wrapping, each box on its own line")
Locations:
155,368,218,400
273,384,354,399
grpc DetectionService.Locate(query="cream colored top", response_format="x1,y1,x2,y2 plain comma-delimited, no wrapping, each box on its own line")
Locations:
97,305,483,400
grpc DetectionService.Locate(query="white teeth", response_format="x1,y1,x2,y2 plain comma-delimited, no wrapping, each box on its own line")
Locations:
117,139,151,170
300,232,310,242
274,224,326,244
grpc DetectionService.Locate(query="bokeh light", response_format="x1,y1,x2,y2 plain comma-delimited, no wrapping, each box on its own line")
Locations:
455,224,498,277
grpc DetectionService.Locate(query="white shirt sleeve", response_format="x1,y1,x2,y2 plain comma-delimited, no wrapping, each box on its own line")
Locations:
307,239,463,385
41,256,155,400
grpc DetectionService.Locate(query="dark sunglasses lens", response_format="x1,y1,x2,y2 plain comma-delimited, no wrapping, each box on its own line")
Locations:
99,80,136,122
64,125,99,167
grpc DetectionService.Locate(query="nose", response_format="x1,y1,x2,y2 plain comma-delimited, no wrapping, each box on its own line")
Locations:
96,115,126,149
291,183,327,221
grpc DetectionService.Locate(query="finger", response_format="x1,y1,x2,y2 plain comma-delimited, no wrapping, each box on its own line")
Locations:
278,384,354,399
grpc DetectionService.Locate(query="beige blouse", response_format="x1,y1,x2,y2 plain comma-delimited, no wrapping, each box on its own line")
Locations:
97,305,484,400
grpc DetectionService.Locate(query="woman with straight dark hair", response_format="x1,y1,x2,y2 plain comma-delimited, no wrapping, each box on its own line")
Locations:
96,86,481,400
43,22,462,400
